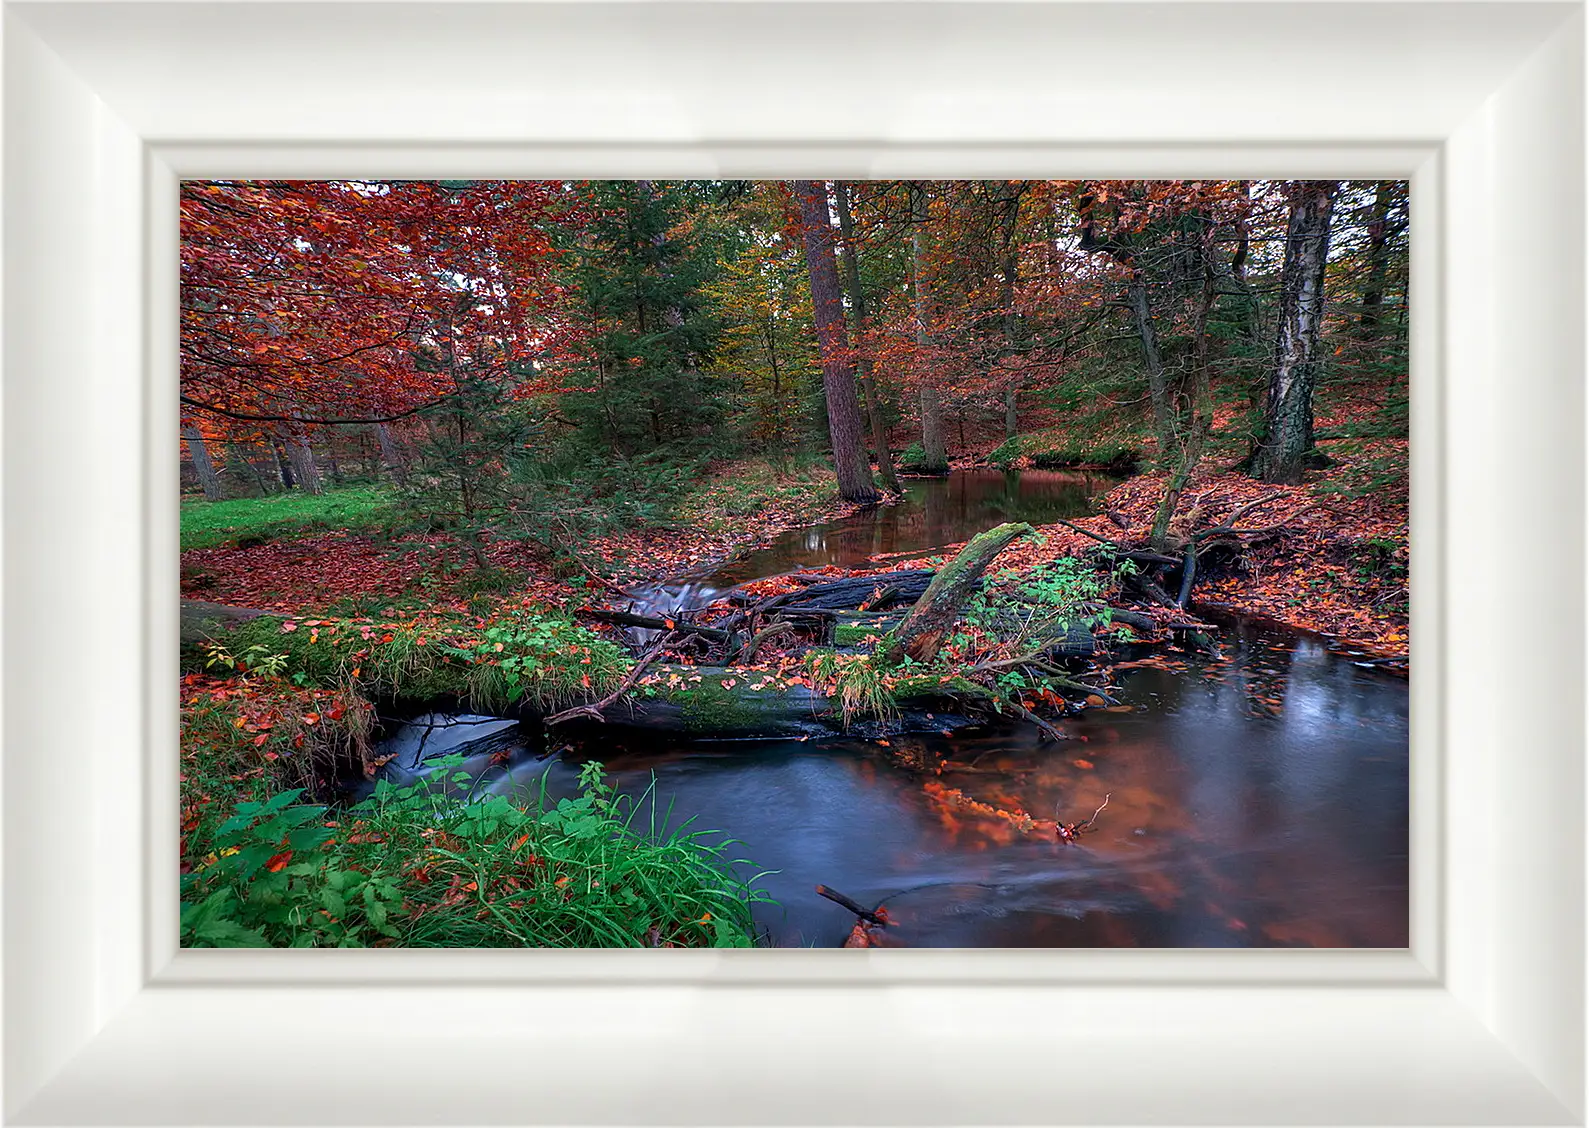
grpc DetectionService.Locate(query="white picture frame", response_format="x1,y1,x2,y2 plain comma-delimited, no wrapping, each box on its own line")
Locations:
3,0,1582,1122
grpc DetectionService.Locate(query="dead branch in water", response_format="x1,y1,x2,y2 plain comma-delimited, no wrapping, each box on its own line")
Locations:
545,642,667,727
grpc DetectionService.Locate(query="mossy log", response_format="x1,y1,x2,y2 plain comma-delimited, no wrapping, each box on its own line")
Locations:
180,599,272,664
574,664,985,740
876,522,1035,666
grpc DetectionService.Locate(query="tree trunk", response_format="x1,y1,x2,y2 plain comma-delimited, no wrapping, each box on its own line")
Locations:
876,521,1035,666
794,180,879,504
374,422,407,487
833,181,902,493
183,426,223,501
231,441,272,495
1251,181,1339,484
998,187,1024,442
284,425,324,494
1357,180,1396,340
1150,222,1220,549
911,184,949,474
1127,273,1174,469
271,436,296,489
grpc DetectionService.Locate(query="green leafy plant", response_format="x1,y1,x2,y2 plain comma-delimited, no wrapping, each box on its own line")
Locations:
181,761,776,948
202,641,290,678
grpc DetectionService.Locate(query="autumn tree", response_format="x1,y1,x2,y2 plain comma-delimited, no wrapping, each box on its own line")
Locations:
793,180,878,503
833,180,902,492
698,183,818,463
180,180,574,494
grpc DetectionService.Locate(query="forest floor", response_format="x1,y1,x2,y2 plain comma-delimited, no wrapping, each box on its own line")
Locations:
180,396,1408,662
178,388,1406,947
179,459,852,614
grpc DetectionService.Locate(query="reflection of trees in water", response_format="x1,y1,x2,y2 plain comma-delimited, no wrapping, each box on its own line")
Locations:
717,469,1112,581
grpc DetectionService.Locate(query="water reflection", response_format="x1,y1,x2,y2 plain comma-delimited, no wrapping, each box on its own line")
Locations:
709,469,1108,584
450,470,1409,947
484,623,1408,948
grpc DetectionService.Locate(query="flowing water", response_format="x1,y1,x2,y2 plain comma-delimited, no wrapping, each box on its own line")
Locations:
379,469,1410,948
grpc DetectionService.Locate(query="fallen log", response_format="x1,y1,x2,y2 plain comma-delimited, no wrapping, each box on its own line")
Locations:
557,663,990,739
578,607,732,642
753,569,938,613
180,599,271,662
876,523,1035,666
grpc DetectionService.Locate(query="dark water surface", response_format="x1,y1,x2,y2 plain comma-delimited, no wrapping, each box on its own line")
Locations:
708,468,1108,586
388,469,1411,947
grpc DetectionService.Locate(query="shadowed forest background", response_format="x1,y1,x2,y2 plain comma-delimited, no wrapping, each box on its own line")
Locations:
180,180,1409,949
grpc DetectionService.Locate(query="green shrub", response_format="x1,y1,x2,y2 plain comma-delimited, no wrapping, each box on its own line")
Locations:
219,609,629,712
180,761,775,948
989,435,1027,469
897,442,928,472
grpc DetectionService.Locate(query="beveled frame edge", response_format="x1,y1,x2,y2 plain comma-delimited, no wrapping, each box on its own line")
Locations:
145,143,1443,991
2,2,1582,1124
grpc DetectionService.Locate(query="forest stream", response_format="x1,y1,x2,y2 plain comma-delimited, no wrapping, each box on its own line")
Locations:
373,470,1410,948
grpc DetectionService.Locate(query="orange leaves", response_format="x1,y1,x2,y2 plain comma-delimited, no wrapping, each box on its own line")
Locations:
181,180,578,437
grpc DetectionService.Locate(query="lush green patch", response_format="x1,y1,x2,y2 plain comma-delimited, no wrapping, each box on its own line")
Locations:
988,431,1141,474
213,609,630,712
988,435,1026,469
897,442,946,474
181,761,775,948
668,458,838,531
182,487,399,551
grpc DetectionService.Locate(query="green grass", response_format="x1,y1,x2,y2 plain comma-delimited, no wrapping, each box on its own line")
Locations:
181,487,399,551
667,457,838,531
216,608,631,713
180,760,775,948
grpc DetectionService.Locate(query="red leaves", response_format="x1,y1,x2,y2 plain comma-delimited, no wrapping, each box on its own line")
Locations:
181,180,577,436
180,532,575,612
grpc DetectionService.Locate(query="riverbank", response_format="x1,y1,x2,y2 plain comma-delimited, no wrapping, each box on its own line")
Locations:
179,463,1409,947
179,459,858,614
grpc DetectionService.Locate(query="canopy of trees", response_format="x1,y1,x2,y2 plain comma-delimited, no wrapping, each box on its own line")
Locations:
181,178,1408,518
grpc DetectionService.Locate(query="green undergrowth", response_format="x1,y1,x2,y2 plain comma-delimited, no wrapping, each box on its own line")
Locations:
897,442,948,475
181,760,774,948
804,650,897,727
666,458,839,532
208,608,630,714
181,486,400,551
990,432,1141,474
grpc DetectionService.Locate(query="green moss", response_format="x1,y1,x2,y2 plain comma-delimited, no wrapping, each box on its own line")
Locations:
989,435,1027,469
674,679,769,732
834,621,883,646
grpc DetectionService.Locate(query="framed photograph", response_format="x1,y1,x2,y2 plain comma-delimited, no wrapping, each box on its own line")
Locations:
4,0,1582,1123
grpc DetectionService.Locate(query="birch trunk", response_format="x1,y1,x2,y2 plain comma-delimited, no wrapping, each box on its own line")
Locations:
1252,181,1339,484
